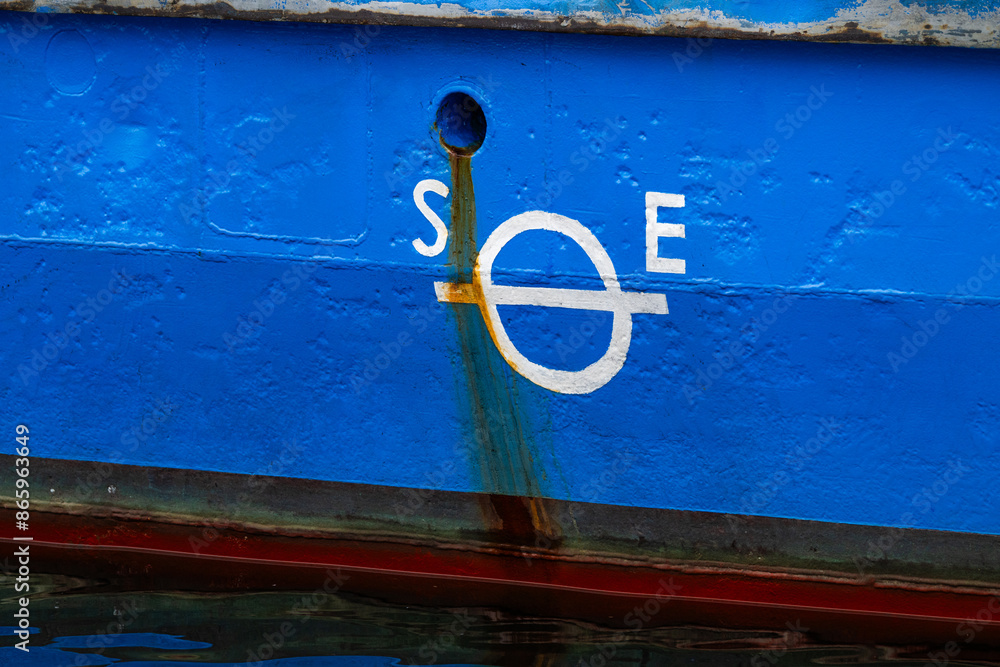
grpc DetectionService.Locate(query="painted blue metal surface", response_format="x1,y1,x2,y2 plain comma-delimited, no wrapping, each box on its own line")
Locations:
2,12,999,536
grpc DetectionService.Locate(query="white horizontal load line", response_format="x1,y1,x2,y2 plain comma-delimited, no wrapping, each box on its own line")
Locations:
434,281,667,314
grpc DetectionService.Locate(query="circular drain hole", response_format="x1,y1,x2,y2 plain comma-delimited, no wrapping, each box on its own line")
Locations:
435,91,487,156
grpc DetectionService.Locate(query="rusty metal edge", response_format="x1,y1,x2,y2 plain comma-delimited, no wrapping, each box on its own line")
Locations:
1,0,998,49
4,454,999,589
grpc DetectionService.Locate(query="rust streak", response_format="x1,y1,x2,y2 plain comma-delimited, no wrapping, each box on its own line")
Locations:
444,147,557,547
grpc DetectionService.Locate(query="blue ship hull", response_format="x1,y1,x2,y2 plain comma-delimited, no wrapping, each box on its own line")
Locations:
1,5,999,642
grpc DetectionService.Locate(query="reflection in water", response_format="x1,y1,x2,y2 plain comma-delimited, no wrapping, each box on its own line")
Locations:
0,574,995,666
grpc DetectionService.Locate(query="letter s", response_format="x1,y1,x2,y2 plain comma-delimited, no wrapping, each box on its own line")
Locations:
412,179,450,257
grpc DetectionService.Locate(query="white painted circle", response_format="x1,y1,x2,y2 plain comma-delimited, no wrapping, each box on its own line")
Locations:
476,211,634,395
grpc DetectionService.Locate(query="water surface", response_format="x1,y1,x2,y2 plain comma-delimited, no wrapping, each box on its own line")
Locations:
2,574,998,666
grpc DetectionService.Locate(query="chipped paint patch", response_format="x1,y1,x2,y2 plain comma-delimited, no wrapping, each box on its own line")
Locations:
2,0,999,47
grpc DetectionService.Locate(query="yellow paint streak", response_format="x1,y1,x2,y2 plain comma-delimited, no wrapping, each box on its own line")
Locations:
472,262,523,380
436,272,524,379
436,281,477,304
527,496,558,541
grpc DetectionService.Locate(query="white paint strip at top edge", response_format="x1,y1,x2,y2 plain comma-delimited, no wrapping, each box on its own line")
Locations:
20,0,1000,48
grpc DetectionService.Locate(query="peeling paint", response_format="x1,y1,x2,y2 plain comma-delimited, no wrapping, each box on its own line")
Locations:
1,0,999,47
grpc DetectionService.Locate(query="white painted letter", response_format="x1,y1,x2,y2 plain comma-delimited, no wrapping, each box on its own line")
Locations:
412,179,450,257
645,191,685,274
